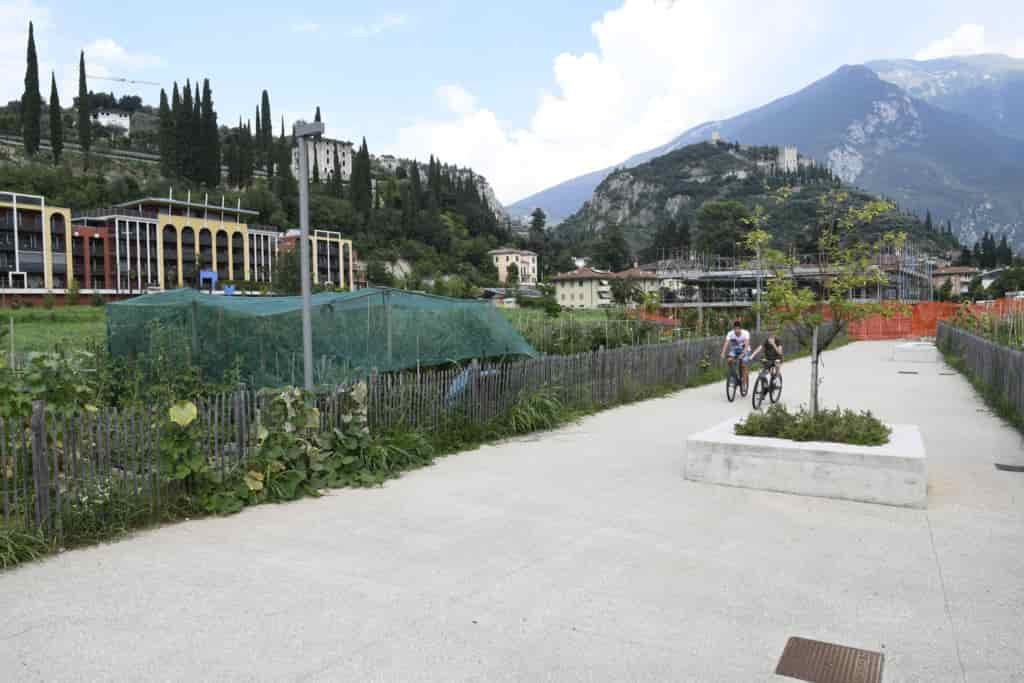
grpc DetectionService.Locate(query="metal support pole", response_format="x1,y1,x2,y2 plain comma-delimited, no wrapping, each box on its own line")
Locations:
756,244,762,332
295,122,322,391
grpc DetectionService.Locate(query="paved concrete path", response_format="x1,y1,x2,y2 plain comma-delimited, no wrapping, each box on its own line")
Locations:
2,341,1022,682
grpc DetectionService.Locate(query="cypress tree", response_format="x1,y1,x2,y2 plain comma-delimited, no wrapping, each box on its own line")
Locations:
22,22,41,157
408,160,422,211
178,81,193,179
199,78,219,186
77,51,91,167
191,86,201,181
255,102,263,168
351,138,372,215
158,88,174,177
332,151,343,198
312,141,320,184
48,72,63,165
314,106,321,122
241,120,254,186
260,91,273,175
169,83,182,177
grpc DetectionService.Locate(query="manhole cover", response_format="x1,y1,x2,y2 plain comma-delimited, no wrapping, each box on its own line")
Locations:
776,636,884,683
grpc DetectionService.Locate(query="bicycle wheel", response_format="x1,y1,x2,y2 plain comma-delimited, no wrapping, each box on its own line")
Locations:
769,373,783,403
740,368,750,397
752,376,767,409
726,372,737,402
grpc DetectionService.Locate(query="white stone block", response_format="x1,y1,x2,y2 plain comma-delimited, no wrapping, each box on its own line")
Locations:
684,419,927,508
892,342,940,363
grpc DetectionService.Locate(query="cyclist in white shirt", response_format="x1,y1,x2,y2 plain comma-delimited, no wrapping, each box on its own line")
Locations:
720,319,751,386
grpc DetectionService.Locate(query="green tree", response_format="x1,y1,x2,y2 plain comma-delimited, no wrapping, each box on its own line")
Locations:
530,208,547,232
199,78,219,186
350,138,372,216
77,51,91,166
924,210,933,232
746,190,905,415
271,246,301,294
610,277,642,305
177,81,193,179
48,72,63,165
937,278,953,302
22,22,41,157
591,225,631,271
506,262,520,288
696,200,751,255
260,90,273,173
158,88,175,177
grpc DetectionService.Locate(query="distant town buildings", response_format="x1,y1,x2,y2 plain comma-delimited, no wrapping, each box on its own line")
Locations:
291,137,354,182
552,268,614,309
777,145,799,173
92,109,131,135
932,266,978,297
1,188,356,298
489,248,538,286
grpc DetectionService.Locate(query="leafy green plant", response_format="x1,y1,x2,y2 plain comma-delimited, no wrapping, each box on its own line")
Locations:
42,292,55,310
507,387,564,434
736,403,891,446
0,527,50,570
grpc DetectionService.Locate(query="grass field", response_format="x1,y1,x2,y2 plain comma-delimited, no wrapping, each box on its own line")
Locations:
1,306,107,354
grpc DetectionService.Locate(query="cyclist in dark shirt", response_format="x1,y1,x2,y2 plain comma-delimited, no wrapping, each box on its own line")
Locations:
750,335,783,378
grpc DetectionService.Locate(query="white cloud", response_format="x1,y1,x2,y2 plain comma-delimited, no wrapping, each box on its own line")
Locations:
346,13,407,37
292,22,320,34
915,23,1024,60
437,85,476,115
915,24,988,60
84,38,164,70
392,0,810,204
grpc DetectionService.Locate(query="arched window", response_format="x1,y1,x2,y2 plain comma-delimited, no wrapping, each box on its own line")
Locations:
181,227,196,285
231,232,244,281
163,226,178,288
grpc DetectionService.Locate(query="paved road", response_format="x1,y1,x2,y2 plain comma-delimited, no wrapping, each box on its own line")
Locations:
2,341,1022,682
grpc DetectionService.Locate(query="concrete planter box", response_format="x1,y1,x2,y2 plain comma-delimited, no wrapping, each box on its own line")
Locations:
685,419,927,508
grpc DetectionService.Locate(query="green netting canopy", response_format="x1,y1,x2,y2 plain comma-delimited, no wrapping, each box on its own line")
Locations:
107,288,537,387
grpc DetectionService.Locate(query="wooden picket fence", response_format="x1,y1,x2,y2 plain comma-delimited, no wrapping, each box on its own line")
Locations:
937,322,1024,420
1,328,809,541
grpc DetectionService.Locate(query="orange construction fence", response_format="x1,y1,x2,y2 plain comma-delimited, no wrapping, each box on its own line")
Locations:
846,299,1024,340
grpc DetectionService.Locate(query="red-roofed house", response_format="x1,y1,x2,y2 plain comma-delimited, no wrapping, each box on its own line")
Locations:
552,267,613,309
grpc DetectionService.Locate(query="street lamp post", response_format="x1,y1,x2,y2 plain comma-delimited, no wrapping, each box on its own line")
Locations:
293,120,325,391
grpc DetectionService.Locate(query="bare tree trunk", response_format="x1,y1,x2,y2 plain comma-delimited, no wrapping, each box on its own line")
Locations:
810,325,819,416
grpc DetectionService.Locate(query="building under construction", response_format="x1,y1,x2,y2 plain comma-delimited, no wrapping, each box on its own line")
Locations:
645,240,936,309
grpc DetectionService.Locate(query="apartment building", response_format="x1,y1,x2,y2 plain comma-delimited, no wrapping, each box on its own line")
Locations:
488,248,538,286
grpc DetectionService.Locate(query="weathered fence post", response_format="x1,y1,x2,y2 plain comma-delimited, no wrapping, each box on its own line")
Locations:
30,400,51,534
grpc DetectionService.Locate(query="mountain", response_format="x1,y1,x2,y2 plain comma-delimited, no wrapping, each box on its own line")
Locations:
513,61,1024,250
867,54,1024,140
555,140,958,257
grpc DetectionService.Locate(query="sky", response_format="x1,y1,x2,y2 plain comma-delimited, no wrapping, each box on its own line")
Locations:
1,0,1023,205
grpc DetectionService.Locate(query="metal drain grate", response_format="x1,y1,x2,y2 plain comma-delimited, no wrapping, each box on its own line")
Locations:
776,636,884,683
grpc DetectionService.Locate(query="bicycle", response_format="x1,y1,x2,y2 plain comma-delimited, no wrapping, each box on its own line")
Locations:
751,360,783,409
725,353,749,402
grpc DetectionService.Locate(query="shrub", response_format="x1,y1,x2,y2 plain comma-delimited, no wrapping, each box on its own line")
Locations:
90,292,105,307
42,292,55,310
66,278,80,306
0,528,50,570
735,404,891,446
507,387,564,434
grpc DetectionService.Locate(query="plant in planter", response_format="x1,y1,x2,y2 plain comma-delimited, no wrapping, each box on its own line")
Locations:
744,190,907,415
